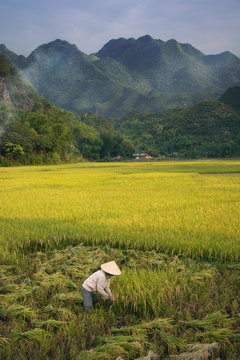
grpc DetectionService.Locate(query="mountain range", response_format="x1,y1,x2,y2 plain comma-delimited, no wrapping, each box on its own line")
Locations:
0,51,240,162
1,35,240,117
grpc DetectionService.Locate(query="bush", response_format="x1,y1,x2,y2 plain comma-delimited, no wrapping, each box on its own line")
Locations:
0,155,9,167
44,152,61,165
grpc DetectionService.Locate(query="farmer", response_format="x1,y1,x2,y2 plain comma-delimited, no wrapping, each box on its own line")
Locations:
82,261,121,314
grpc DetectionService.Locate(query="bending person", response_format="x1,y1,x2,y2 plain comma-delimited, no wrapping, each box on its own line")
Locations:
82,261,121,314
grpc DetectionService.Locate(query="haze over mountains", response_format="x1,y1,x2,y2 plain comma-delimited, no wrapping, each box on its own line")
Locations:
1,35,240,117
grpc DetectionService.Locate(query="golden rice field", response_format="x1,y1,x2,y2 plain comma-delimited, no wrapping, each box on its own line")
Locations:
0,160,240,359
0,160,240,262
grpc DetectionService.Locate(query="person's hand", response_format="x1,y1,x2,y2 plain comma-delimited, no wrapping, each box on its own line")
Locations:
104,298,113,304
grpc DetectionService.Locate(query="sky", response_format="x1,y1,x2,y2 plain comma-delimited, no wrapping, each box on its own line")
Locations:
1,0,240,57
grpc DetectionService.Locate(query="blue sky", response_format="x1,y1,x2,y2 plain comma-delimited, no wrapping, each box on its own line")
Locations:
1,0,240,57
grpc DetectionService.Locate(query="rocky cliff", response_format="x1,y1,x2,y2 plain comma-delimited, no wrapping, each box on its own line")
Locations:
0,77,11,104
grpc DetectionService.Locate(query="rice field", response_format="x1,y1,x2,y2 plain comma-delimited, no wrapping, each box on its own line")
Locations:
0,160,240,359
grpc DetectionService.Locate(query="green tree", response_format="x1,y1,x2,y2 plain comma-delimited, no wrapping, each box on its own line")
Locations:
0,142,24,160
74,122,103,160
99,127,134,158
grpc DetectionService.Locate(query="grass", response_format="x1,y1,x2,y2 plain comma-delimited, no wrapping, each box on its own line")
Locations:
0,160,240,359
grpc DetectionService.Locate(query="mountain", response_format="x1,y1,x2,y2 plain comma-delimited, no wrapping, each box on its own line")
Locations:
96,35,240,93
0,44,27,68
0,53,39,112
1,53,239,161
219,87,240,114
17,39,148,117
0,55,135,165
1,36,240,117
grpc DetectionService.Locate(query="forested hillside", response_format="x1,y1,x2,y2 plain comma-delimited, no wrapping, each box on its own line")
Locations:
81,100,240,158
0,53,39,110
0,55,134,165
219,86,240,114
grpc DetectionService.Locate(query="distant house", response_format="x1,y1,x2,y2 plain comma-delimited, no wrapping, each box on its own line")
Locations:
133,153,152,160
144,154,152,159
114,155,123,160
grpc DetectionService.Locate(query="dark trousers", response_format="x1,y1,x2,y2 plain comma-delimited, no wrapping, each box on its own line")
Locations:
82,286,99,313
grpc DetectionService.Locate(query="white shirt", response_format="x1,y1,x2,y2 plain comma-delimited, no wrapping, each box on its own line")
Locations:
82,270,113,301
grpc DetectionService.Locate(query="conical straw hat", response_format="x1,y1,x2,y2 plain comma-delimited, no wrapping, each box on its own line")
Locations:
101,261,121,276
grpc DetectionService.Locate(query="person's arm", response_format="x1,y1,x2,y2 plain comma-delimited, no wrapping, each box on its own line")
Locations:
96,277,110,300
105,286,114,301
104,278,114,301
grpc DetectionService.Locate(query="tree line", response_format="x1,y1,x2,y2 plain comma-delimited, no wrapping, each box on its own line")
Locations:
82,102,240,159
0,99,135,166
